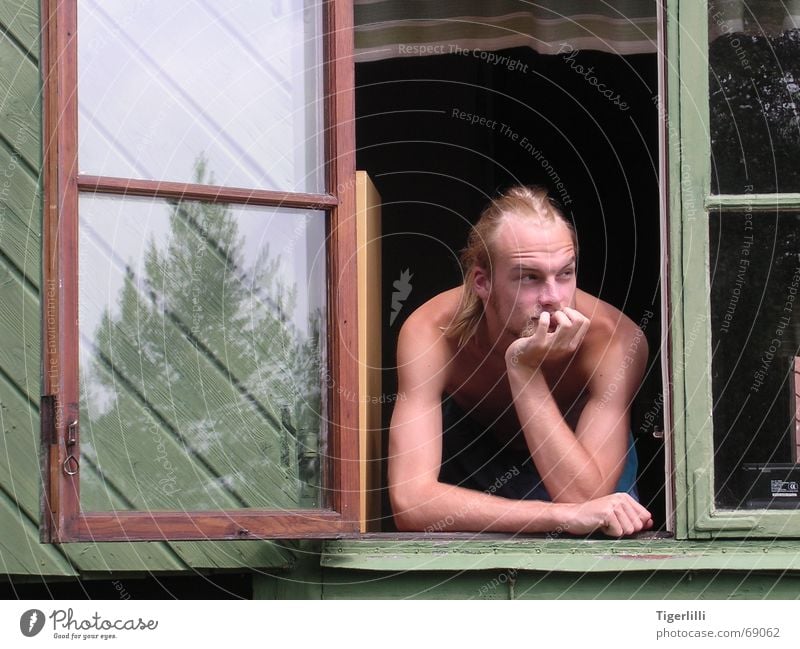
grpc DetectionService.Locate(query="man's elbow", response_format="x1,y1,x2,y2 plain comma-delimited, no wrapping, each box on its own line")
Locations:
389,483,436,532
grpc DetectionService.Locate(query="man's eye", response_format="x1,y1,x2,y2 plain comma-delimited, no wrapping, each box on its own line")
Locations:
559,270,574,278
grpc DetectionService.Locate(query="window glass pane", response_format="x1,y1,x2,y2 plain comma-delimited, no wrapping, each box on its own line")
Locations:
710,210,800,508
708,0,800,194
78,0,324,193
78,193,327,511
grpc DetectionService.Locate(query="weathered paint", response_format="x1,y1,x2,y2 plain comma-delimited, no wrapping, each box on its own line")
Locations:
321,538,800,573
0,0,292,576
1,0,799,592
316,569,800,599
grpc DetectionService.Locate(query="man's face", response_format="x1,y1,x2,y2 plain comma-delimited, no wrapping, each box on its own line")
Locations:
476,216,577,343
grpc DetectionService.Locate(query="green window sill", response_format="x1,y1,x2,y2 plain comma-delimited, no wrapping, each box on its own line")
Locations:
321,533,800,573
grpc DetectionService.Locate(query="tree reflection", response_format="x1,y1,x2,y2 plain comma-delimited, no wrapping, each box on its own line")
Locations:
80,158,324,511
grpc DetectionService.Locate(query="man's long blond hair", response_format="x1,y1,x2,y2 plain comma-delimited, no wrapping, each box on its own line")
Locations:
444,185,576,347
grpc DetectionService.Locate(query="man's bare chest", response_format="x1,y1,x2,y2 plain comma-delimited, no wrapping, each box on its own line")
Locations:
443,348,590,443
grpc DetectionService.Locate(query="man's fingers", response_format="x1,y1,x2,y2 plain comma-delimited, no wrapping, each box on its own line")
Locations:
561,306,588,323
537,312,551,339
551,310,571,328
597,495,653,537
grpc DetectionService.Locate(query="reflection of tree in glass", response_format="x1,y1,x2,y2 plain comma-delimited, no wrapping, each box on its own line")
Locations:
81,158,323,511
710,30,800,193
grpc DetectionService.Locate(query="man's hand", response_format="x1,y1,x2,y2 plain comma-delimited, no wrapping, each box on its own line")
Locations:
564,493,653,537
504,306,591,370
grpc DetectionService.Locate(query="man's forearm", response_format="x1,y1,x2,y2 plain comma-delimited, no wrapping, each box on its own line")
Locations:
393,480,573,533
507,366,608,502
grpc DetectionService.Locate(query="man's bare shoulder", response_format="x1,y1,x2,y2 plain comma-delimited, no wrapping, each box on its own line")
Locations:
396,287,463,384
576,289,648,357
402,286,464,332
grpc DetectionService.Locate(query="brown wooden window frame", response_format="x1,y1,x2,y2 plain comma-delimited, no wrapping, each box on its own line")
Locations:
40,0,359,542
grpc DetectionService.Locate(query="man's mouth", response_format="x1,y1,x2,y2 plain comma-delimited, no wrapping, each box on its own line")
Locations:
522,314,558,336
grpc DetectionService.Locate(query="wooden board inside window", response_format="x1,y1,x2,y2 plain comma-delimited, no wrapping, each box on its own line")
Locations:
357,172,382,532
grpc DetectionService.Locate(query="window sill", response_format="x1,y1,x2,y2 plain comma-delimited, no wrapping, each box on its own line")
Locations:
321,533,800,573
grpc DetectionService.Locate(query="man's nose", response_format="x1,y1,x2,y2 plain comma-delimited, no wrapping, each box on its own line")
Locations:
538,280,560,306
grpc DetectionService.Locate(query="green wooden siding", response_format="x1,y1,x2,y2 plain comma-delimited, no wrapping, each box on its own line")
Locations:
312,569,800,599
0,0,291,578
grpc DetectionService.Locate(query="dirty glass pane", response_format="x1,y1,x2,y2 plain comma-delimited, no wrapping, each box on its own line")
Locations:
78,0,324,193
708,1,800,194
78,193,327,511
709,210,800,508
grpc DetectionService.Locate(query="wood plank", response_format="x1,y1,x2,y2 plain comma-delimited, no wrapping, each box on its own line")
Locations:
0,0,40,59
71,510,349,541
0,488,75,578
0,377,45,519
167,538,292,571
356,171,382,532
0,372,193,573
314,569,800,600
0,202,40,290
325,0,360,530
0,267,39,402
0,35,41,170
0,141,42,284
78,176,337,210
322,538,800,573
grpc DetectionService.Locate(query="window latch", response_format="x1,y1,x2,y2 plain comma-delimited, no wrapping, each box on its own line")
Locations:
63,419,79,476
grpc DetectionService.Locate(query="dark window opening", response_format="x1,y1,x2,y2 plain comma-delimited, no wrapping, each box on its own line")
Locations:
355,47,665,531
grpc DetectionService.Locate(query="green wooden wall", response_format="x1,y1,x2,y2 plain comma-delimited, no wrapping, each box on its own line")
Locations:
0,0,291,580
2,0,800,599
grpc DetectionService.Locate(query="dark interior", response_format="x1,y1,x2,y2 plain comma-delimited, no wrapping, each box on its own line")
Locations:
354,47,665,530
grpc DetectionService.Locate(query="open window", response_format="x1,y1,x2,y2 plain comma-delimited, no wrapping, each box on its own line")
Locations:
354,3,670,531
41,0,359,542
46,0,800,545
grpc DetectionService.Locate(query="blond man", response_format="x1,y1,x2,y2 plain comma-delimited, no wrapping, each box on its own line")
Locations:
388,186,653,537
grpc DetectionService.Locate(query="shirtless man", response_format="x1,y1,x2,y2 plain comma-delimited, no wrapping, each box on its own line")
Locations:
388,186,653,537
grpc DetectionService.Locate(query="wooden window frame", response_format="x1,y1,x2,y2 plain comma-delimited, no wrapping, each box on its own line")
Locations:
672,0,800,538
40,0,359,542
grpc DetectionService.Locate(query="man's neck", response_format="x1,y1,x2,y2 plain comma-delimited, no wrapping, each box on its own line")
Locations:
471,317,512,364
